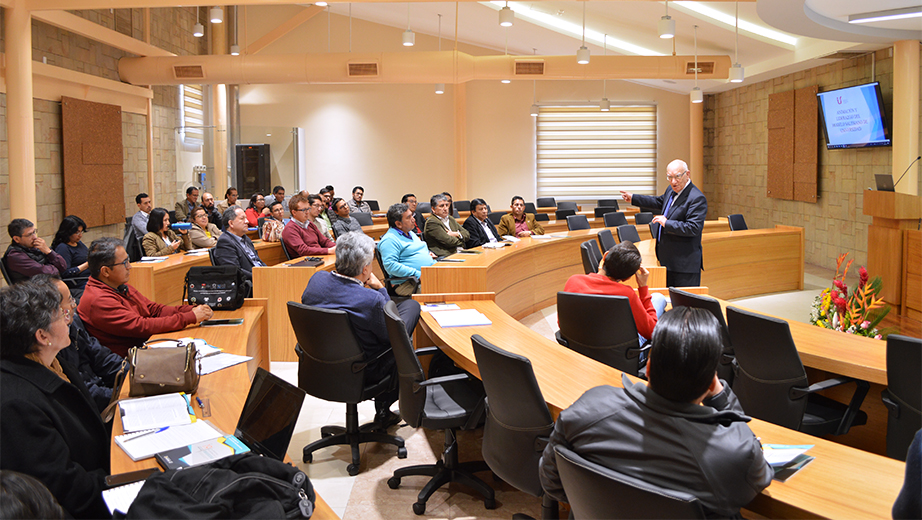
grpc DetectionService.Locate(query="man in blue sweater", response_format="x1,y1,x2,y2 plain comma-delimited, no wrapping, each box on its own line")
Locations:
378,203,436,296
301,231,421,427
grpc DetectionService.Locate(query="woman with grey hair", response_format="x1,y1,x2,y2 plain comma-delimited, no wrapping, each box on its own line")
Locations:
301,231,421,428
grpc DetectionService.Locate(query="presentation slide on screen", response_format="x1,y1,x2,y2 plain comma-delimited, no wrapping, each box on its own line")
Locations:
819,84,889,147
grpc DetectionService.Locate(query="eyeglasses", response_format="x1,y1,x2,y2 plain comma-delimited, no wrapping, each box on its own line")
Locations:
291,208,309,213
104,258,131,269
20,230,38,238
666,170,688,181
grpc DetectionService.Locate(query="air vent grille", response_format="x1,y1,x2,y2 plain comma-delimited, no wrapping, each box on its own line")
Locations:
173,65,205,79
686,61,714,75
348,62,379,77
515,61,545,76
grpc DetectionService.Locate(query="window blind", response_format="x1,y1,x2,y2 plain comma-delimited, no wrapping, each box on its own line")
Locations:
180,84,205,146
536,104,657,204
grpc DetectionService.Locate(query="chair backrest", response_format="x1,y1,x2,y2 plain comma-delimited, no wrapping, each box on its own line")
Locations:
524,202,537,214
535,213,550,222
556,201,578,212
168,210,178,224
579,240,601,274
649,222,658,240
383,301,428,428
208,248,217,267
555,209,576,221
536,197,556,208
594,207,617,218
352,212,374,226
554,445,706,520
557,292,641,374
454,200,471,212
728,214,748,231
667,288,734,384
0,256,12,285
278,234,294,260
597,199,620,210
288,302,368,403
603,212,628,228
366,200,380,211
567,215,591,231
884,334,922,460
487,211,505,226
597,229,616,253
616,225,641,244
257,217,266,236
634,212,654,225
472,335,554,498
726,306,808,430
417,202,431,214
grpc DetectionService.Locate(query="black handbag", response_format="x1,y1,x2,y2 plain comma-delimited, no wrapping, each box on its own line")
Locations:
183,265,250,310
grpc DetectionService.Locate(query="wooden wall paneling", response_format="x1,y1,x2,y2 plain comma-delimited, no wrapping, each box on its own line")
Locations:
61,97,125,228
868,224,905,308
767,90,795,200
903,230,922,320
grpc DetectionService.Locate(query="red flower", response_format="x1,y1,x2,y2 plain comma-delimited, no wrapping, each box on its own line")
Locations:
834,279,848,295
834,296,847,315
859,266,868,288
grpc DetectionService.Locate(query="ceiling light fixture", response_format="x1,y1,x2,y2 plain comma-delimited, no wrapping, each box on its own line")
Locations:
658,1,675,39
230,44,240,55
315,1,328,6
209,6,223,24
691,25,703,104
435,84,445,94
499,2,514,27
600,34,610,111
848,6,922,24
729,2,744,83
531,48,539,117
193,6,204,37
230,7,240,55
435,14,443,94
576,1,589,65
501,30,511,83
403,3,415,47
673,2,797,46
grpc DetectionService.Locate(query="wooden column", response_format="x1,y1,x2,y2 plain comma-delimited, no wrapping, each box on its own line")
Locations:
5,0,37,222
689,99,704,189
892,40,920,196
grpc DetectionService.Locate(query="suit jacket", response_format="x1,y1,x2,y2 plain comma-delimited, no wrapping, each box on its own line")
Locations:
412,211,426,237
424,215,470,257
630,182,707,274
141,229,191,257
213,231,263,280
496,213,545,237
462,215,501,248
174,200,195,222
188,222,222,249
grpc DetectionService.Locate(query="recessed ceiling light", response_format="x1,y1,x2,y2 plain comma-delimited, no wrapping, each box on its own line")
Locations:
673,2,797,46
848,6,922,24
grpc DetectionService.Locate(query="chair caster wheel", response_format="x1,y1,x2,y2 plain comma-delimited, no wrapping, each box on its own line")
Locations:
484,498,496,510
387,477,401,489
397,447,408,459
347,464,360,476
303,453,313,463
412,502,426,515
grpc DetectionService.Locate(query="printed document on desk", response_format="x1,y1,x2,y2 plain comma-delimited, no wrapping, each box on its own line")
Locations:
198,352,252,375
119,393,194,432
430,309,493,328
115,420,223,461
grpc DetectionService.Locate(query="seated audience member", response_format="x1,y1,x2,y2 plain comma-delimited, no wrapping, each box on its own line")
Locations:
301,232,421,427
31,275,122,413
3,219,66,284
174,186,199,222
893,429,921,519
188,207,223,248
216,186,241,214
51,215,90,291
131,192,152,240
424,193,469,257
142,207,191,257
441,191,460,217
378,203,436,295
0,470,66,520
325,184,336,199
401,193,424,237
282,193,336,258
331,197,364,238
497,195,545,237
539,307,773,518
318,188,334,229
462,198,501,248
347,186,372,214
271,185,289,216
200,192,223,230
245,193,269,228
313,202,335,241
214,208,266,281
563,241,666,342
77,237,212,357
0,282,111,519
262,201,286,242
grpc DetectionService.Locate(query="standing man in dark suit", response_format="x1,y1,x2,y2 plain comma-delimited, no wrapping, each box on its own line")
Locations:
214,207,266,281
462,198,501,248
620,159,707,287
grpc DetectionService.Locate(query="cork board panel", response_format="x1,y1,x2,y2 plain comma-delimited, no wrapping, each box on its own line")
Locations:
768,90,794,128
768,163,794,200
794,162,816,184
794,182,817,203
794,86,819,165
62,97,125,228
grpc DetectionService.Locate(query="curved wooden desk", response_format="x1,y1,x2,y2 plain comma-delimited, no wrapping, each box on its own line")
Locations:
417,298,904,519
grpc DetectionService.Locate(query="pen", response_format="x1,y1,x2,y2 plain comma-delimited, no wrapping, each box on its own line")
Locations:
126,427,168,441
196,397,205,409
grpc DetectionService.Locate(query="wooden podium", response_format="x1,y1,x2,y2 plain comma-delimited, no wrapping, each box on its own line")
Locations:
863,190,922,318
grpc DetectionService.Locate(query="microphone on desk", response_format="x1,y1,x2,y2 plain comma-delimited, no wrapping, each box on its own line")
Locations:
894,156,921,189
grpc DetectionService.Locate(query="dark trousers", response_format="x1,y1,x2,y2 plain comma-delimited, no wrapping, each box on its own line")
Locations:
666,270,701,288
371,298,421,414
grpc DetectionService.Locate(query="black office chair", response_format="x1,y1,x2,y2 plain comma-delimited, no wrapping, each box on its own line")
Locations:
556,292,648,377
352,212,374,226
535,213,550,222
383,302,494,515
278,234,294,261
488,211,506,226
727,306,869,436
417,202,431,214
603,211,628,228
454,200,471,212
557,201,578,212
634,212,654,225
597,229,616,253
471,335,559,520
553,445,706,520
616,225,641,244
0,256,12,285
524,202,538,214
288,302,407,476
728,214,748,231
667,288,734,385
567,215,591,231
536,197,556,208
257,217,266,236
207,248,217,267
374,246,419,297
555,209,576,221
579,240,601,274
649,222,658,240
882,334,922,461
597,199,620,211
366,200,380,211
168,210,178,224
594,207,617,218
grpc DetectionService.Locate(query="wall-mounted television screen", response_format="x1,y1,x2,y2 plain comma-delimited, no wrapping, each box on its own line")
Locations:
817,82,891,150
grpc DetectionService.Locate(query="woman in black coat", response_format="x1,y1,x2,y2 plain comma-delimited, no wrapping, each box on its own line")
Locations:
0,282,110,519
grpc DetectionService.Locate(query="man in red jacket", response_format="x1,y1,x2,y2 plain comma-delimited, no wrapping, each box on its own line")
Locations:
282,193,336,258
76,237,213,357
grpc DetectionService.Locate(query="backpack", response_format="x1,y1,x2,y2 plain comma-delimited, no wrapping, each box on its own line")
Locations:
119,453,315,519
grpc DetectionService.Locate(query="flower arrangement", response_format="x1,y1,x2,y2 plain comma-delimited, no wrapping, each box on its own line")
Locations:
810,253,890,339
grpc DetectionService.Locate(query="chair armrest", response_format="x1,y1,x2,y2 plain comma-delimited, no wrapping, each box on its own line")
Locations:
554,330,568,348
418,372,470,387
352,347,394,373
789,376,853,399
414,346,442,357
534,435,550,453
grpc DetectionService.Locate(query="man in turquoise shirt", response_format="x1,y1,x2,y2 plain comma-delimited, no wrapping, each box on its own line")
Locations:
378,203,435,295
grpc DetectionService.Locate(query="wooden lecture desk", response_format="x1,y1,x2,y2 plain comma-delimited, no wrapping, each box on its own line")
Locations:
131,240,287,306
109,299,339,519
416,296,904,519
